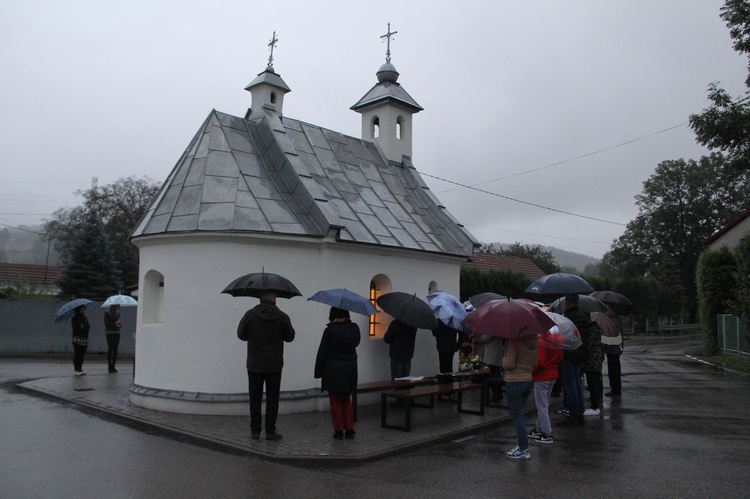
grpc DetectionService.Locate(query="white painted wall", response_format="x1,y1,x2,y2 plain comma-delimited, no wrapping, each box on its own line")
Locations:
132,232,463,413
707,216,750,251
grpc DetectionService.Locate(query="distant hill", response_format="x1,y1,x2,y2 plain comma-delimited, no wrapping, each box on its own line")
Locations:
489,243,600,274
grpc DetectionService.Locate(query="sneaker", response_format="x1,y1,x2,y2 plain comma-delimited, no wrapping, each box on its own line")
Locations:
555,407,569,415
333,431,344,440
74,370,86,376
251,433,260,441
265,432,283,441
527,428,543,439
605,391,621,397
534,434,554,445
506,446,531,460
345,429,356,439
583,408,601,416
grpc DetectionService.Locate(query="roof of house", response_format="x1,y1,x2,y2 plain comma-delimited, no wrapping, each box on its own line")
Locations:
462,253,546,279
132,107,478,257
703,208,750,246
0,263,61,287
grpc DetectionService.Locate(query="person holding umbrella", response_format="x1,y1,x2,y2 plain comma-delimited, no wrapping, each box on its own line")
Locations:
383,319,418,380
559,294,591,426
237,292,296,441
104,304,122,373
71,304,91,375
605,305,624,396
314,307,361,440
502,330,539,459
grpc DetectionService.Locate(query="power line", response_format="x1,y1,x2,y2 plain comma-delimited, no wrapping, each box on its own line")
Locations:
420,171,626,226
438,122,687,193
0,220,44,235
464,223,613,246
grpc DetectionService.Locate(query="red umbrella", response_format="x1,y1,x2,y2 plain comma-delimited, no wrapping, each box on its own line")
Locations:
462,298,556,338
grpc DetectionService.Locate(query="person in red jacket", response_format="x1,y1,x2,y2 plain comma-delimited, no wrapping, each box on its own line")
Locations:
528,337,563,445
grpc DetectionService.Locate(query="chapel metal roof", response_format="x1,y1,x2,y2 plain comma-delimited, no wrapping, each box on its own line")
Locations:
132,107,477,257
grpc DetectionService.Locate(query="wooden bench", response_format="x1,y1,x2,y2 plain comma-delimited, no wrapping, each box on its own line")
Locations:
380,382,485,431
353,377,435,421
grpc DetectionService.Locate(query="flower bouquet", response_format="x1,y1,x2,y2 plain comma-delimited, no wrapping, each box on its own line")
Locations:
458,354,483,372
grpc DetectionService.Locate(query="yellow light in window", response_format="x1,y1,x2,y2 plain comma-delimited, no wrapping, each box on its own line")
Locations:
369,282,379,336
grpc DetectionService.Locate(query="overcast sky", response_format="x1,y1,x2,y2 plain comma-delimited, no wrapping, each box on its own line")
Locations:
1,0,746,258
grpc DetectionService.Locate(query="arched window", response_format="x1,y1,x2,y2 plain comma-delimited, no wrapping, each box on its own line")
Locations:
372,116,380,139
369,274,392,337
143,270,164,324
270,92,277,104
396,116,404,140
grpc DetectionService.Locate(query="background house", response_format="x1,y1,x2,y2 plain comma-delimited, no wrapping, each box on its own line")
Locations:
704,209,750,251
462,252,545,280
0,263,61,297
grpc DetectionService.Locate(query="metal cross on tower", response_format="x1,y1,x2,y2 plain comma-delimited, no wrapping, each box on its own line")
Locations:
380,23,397,64
267,31,278,68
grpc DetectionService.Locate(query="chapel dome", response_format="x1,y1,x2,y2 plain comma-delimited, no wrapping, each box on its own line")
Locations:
376,63,399,83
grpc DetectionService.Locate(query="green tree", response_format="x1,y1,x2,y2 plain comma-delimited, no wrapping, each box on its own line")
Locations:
689,0,750,167
696,246,738,354
43,176,159,289
604,154,750,320
57,209,120,298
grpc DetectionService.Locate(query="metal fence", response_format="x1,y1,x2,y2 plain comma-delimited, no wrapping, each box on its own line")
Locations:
718,315,749,359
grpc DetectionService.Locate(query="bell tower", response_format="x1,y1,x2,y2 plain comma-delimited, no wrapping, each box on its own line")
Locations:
245,31,291,118
351,24,423,162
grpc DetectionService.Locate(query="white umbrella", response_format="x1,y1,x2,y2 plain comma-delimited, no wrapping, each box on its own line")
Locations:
101,295,138,307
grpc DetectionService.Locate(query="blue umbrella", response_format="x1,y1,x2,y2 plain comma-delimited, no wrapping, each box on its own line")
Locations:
308,288,377,316
101,295,138,308
54,298,94,323
427,291,467,331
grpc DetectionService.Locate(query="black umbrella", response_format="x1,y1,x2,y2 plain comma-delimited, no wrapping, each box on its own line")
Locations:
467,292,506,308
590,290,633,309
376,292,439,330
525,273,593,295
221,271,302,299
547,295,608,314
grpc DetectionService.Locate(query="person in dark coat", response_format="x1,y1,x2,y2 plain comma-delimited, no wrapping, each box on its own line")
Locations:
383,319,418,379
431,321,463,373
71,305,90,375
314,307,361,440
104,304,122,373
558,294,590,426
237,292,295,441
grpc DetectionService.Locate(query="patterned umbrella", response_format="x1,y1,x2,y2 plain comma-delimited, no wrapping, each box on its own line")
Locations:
101,295,138,307
308,288,376,316
54,298,94,323
427,291,467,331
539,311,582,349
590,311,622,345
462,298,556,338
467,292,506,308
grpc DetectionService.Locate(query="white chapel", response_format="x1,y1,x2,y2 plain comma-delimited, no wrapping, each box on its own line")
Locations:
129,32,479,415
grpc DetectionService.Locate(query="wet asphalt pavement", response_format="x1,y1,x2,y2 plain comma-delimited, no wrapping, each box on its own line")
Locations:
1,334,749,498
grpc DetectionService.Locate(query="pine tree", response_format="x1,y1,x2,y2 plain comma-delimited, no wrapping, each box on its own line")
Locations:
58,209,120,298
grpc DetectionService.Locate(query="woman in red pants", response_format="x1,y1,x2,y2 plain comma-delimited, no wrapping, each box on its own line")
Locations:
314,307,361,440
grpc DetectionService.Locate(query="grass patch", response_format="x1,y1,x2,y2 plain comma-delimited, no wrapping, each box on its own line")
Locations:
700,354,750,374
